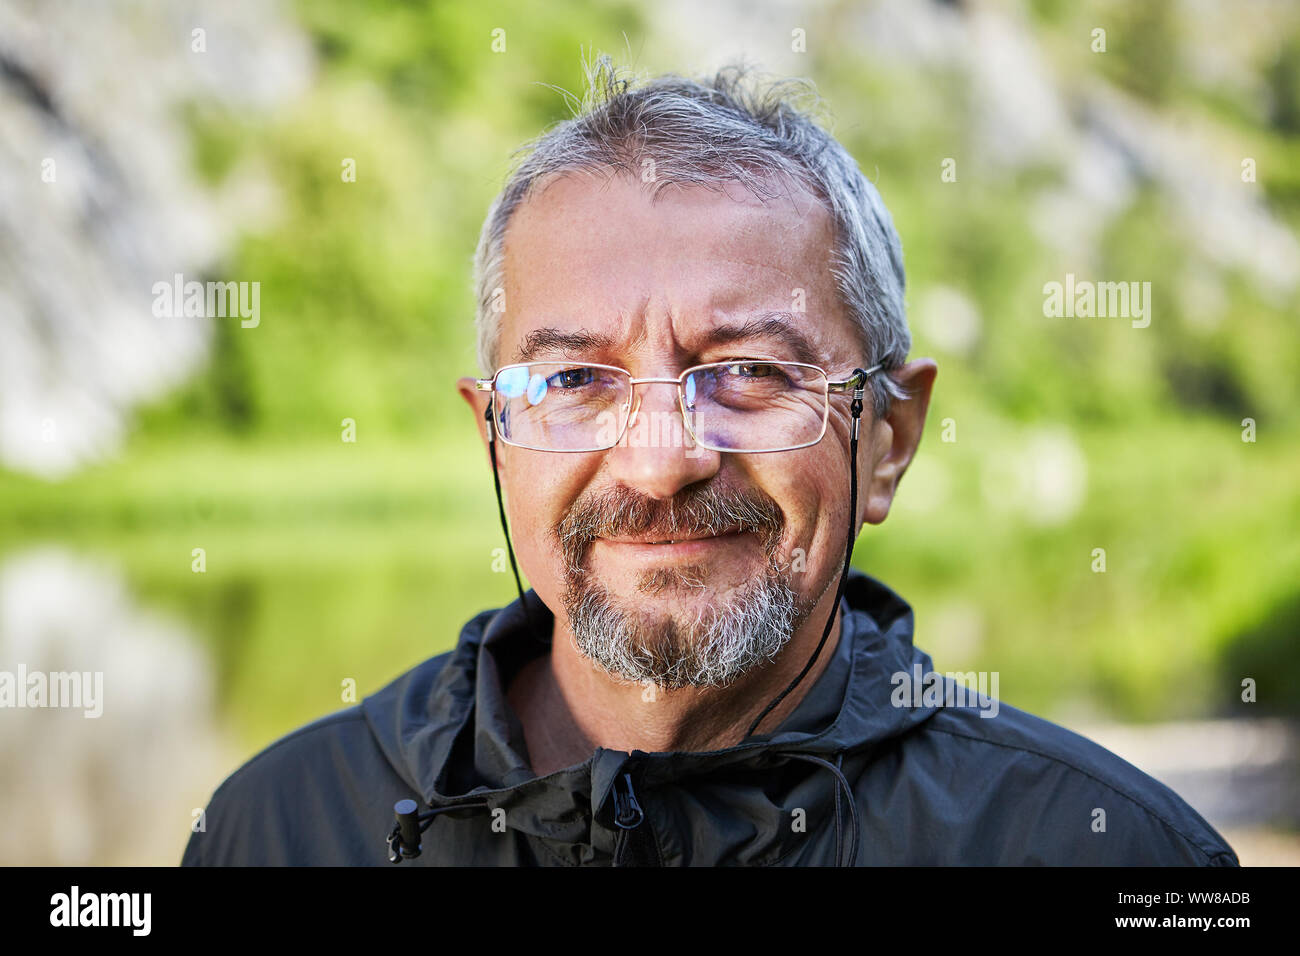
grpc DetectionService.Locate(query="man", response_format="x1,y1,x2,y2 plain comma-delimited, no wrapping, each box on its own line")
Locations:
183,60,1238,866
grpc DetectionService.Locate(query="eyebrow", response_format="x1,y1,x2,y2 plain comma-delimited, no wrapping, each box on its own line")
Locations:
699,312,819,365
513,327,619,364
512,311,820,366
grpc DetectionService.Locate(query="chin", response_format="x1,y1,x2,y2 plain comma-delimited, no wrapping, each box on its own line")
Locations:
564,559,807,690
631,564,714,597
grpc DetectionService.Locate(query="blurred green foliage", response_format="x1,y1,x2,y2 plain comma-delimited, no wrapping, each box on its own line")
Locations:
2,0,1298,756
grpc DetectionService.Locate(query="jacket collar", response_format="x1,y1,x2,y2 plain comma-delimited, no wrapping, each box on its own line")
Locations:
363,568,939,814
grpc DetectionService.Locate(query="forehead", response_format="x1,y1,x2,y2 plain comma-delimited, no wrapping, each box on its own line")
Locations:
498,170,850,366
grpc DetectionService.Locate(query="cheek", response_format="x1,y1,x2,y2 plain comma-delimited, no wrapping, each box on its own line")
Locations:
501,450,592,564
745,450,844,556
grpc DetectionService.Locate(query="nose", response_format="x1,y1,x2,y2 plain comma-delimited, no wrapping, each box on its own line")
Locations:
604,378,721,499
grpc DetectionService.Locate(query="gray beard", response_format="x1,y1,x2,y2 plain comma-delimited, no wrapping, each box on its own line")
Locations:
555,480,812,689
564,560,805,689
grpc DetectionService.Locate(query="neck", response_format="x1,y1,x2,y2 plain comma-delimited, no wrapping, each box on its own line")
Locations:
507,583,845,776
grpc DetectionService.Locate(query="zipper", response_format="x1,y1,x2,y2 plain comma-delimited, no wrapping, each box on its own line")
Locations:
611,772,660,866
612,772,644,829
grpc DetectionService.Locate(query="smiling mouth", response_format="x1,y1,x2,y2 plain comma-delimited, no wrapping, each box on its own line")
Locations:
602,528,747,546
592,530,755,565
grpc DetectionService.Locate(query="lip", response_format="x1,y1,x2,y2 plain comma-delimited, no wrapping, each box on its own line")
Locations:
595,529,750,559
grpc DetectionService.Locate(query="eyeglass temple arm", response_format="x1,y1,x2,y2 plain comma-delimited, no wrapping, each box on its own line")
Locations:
827,363,882,393
475,381,497,444
827,364,883,441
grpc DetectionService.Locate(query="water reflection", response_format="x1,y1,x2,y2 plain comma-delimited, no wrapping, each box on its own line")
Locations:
0,547,237,865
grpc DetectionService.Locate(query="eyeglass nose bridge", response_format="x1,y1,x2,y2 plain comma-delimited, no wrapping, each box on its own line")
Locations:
621,375,694,436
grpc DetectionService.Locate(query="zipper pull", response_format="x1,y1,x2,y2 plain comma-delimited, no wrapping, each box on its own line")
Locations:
612,772,644,829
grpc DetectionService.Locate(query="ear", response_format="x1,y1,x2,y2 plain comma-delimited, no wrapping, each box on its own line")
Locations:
862,358,938,525
457,376,493,463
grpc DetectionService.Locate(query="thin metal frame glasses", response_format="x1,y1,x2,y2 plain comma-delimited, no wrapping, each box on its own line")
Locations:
474,359,882,454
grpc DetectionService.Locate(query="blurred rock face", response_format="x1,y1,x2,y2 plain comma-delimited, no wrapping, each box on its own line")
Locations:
0,0,311,478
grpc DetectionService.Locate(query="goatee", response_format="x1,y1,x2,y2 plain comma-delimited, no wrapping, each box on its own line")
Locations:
555,480,813,689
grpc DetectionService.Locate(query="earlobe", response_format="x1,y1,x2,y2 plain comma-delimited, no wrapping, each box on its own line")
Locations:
860,419,894,526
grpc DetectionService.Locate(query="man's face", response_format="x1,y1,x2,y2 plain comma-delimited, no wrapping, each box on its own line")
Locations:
465,170,877,688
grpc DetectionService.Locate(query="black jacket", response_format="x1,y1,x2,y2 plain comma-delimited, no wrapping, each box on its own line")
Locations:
182,570,1238,866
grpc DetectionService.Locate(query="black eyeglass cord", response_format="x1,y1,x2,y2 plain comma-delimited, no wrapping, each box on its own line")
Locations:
739,369,867,742
486,405,542,642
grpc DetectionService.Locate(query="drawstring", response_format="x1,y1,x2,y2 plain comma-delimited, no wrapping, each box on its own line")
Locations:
778,751,859,867
386,760,858,865
386,797,491,863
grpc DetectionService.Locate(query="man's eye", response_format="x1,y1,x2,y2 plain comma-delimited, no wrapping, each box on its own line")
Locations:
549,367,595,388
726,362,778,378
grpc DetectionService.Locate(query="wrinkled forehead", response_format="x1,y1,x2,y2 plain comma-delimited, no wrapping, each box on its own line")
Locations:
497,169,852,370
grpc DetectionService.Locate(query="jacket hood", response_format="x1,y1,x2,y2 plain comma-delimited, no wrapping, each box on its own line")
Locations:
361,569,941,864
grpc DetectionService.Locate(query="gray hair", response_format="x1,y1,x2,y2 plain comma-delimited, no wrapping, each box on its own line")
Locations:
473,56,911,416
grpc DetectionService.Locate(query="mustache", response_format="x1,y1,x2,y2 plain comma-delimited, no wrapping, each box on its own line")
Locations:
556,480,786,571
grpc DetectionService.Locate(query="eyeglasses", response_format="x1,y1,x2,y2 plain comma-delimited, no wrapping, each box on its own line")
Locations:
474,360,882,453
